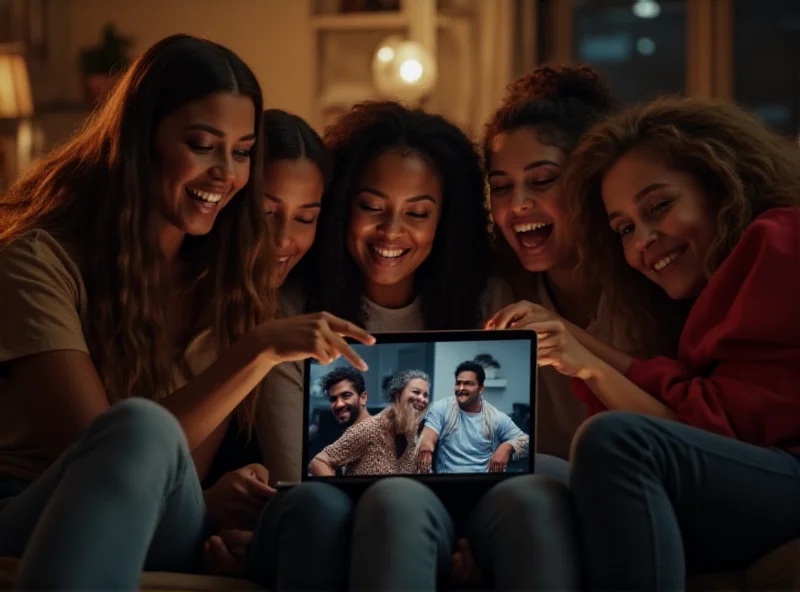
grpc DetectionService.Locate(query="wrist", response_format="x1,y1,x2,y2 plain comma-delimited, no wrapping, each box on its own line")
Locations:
249,323,279,368
575,356,606,382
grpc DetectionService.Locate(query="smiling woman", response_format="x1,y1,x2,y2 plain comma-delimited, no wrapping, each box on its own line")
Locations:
306,100,511,331
0,34,374,590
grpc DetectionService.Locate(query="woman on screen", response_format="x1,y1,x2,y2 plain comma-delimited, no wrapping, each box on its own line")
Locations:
308,369,430,476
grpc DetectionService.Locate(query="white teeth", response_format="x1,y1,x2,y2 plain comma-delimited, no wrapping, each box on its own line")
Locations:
652,250,682,272
514,222,552,233
278,256,289,262
372,246,405,258
187,188,223,203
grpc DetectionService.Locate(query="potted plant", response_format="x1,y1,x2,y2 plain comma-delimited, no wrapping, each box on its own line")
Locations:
473,354,502,380
79,24,133,104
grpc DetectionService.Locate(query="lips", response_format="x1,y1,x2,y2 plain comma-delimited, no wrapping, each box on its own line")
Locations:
649,246,687,273
367,244,411,267
185,186,227,214
512,220,554,250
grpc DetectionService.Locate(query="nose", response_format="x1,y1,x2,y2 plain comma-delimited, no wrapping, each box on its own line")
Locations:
633,224,657,252
378,210,403,238
274,223,291,251
510,184,534,214
209,152,236,183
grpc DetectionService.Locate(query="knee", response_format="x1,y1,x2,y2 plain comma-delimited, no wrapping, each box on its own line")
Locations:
482,475,573,520
279,482,353,526
570,411,653,473
357,478,445,529
91,398,188,465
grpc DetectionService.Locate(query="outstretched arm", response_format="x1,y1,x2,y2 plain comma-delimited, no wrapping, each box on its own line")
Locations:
417,426,440,473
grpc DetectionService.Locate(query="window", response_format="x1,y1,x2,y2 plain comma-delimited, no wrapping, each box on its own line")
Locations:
733,0,800,136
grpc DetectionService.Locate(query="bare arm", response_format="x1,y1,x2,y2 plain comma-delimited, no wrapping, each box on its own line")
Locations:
308,451,337,476
417,426,439,472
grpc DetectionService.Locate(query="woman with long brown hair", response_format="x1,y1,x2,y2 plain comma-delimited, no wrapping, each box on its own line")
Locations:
0,34,372,590
496,97,800,589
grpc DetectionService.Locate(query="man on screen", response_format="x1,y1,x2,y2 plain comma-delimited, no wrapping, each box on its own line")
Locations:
323,367,371,428
417,361,529,473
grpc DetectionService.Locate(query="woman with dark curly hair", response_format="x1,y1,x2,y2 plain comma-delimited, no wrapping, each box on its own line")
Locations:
482,65,651,463
302,100,512,331
507,97,800,589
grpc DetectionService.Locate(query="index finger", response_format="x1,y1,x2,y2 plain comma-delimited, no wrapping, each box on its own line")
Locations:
323,329,369,371
323,314,376,345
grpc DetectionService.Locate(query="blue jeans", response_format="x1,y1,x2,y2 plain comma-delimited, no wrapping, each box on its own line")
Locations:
248,454,581,591
570,412,800,591
0,398,207,590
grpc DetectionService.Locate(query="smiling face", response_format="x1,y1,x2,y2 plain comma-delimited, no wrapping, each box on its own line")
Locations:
602,148,716,300
488,127,575,272
454,371,483,411
154,92,256,251
346,148,443,307
328,379,367,427
264,158,324,286
399,377,430,412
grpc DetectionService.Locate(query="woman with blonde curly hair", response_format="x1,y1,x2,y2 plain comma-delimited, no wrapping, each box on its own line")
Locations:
0,34,373,590
508,97,800,589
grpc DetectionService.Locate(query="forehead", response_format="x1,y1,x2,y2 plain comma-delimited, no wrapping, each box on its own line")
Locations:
161,92,256,135
405,378,430,391
264,159,324,197
601,148,675,209
359,149,442,199
489,127,565,169
328,379,357,396
456,371,478,383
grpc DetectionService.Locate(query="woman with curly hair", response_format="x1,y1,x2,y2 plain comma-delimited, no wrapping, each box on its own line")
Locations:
505,97,800,589
303,100,512,330
0,35,372,590
482,65,647,463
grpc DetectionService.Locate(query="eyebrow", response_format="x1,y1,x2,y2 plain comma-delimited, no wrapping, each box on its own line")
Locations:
185,123,256,142
359,187,436,204
607,182,671,222
264,193,321,208
488,159,561,178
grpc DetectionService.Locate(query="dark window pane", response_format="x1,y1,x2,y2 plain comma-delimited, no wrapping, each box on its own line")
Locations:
571,0,686,104
734,0,800,137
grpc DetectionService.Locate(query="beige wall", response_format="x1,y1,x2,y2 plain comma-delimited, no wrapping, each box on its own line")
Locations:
56,0,316,123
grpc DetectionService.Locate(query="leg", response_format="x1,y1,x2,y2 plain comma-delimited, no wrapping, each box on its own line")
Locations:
248,482,353,592
570,411,800,591
534,451,570,484
0,398,205,590
350,478,456,592
466,473,582,591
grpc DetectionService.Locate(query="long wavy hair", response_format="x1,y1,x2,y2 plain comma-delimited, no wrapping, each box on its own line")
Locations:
0,35,275,434
563,97,800,355
306,101,491,329
261,108,329,284
482,65,615,286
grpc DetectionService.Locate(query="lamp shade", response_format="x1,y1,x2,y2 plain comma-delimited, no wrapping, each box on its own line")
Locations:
372,36,437,104
0,46,34,119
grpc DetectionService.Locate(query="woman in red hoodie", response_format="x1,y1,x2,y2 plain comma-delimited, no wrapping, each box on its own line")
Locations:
487,97,800,590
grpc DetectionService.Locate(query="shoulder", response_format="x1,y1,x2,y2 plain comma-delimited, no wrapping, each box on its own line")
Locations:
735,207,799,257
428,398,450,415
0,230,86,301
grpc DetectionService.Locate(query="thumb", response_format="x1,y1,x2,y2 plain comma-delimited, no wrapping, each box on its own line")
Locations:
246,463,270,485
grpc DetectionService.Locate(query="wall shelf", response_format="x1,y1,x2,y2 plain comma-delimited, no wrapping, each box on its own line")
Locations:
484,379,507,389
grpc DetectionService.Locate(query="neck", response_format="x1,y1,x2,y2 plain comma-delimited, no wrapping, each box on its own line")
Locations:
544,264,596,329
459,397,482,414
355,407,371,424
364,276,416,309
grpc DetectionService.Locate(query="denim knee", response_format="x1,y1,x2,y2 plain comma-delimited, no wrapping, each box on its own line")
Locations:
570,411,654,474
481,474,571,516
84,398,189,488
357,477,444,527
279,481,352,526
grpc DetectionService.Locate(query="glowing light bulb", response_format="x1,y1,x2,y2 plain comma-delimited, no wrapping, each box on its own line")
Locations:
377,46,395,63
632,0,661,19
399,59,423,83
